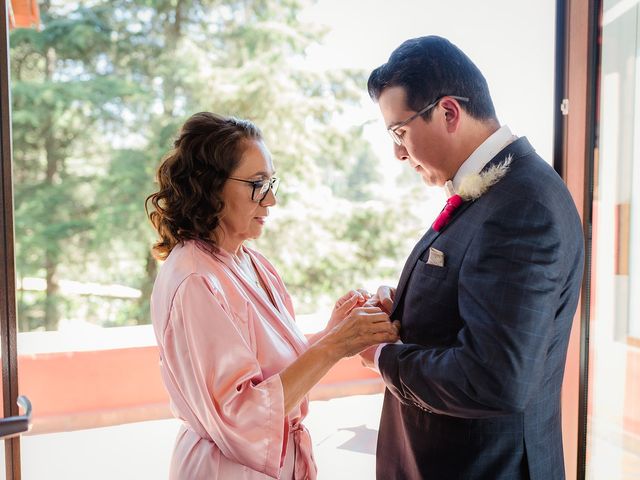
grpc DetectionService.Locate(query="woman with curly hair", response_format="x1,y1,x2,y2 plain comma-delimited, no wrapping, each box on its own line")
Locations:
145,112,399,480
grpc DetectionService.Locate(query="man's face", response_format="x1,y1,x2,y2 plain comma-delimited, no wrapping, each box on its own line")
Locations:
378,86,454,186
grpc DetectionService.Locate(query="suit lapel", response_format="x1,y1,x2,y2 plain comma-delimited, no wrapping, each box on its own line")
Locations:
390,228,440,319
390,200,473,319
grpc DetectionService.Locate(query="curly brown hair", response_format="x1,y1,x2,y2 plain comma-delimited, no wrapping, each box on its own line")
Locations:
145,112,262,260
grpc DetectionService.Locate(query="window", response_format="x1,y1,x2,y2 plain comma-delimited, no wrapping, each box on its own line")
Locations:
585,0,640,477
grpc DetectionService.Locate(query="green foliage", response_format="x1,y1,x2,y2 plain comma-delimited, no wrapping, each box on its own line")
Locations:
10,0,420,330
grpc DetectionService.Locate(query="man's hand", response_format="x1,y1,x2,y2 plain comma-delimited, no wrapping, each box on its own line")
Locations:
357,285,397,370
365,285,396,314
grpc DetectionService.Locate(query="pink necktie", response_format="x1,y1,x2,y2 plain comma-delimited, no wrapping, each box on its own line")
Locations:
432,194,463,232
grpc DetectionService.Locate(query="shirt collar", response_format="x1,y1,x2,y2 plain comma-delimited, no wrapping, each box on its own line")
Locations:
444,125,516,197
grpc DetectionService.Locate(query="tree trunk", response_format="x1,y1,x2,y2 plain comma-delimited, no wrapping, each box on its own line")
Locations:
160,0,185,116
136,251,158,324
43,249,60,330
42,43,61,330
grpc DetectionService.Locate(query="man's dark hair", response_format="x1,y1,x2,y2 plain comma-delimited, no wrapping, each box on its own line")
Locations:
367,36,497,122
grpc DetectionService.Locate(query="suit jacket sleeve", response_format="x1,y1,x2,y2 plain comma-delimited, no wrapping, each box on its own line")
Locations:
379,197,567,418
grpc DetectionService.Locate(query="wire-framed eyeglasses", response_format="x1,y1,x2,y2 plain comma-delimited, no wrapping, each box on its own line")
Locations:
387,95,470,146
228,176,280,203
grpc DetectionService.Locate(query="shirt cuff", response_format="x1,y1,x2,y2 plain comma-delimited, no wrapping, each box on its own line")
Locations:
374,340,403,372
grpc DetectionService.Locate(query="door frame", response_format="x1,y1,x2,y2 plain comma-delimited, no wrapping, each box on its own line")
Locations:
557,0,601,478
0,0,22,478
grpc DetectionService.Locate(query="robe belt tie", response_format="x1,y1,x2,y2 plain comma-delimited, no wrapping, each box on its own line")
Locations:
291,422,317,480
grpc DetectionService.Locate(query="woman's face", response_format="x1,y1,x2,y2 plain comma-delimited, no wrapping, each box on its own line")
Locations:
217,138,277,252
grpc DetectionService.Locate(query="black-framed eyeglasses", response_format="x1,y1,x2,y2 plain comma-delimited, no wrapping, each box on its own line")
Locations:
228,176,280,203
387,95,470,146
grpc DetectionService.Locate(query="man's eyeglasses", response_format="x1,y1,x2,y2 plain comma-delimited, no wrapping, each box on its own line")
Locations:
228,176,280,203
387,95,470,146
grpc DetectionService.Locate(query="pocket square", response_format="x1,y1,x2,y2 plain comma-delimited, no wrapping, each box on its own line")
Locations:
426,247,445,267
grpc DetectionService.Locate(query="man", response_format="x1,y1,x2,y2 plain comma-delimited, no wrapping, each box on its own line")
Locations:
361,36,584,479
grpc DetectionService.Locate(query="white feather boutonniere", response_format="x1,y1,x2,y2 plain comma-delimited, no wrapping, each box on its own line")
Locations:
457,155,513,201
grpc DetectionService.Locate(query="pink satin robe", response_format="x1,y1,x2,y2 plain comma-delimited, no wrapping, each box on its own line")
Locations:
151,240,317,479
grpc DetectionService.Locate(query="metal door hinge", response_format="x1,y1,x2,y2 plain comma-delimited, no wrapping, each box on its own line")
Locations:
561,98,569,116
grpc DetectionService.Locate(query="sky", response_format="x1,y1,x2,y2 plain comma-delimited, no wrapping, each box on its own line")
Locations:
299,0,557,168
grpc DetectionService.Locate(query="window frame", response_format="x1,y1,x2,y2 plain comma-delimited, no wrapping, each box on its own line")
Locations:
1,1,23,478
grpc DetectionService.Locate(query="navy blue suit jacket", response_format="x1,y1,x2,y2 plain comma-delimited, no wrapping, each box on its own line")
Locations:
376,138,584,480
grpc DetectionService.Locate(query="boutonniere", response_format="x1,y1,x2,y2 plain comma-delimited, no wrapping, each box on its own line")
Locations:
457,155,513,201
432,155,512,232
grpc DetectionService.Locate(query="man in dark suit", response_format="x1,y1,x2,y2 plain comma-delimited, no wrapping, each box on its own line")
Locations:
361,36,584,479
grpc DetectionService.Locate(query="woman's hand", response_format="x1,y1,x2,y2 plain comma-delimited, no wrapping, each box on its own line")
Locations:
327,289,371,331
281,304,399,414
324,306,400,359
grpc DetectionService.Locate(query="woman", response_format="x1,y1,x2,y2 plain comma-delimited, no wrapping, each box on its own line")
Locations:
145,112,399,479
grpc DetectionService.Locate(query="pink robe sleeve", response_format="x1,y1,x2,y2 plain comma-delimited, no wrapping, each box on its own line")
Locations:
161,274,287,478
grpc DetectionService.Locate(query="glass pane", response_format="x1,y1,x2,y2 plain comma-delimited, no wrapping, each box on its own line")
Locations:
586,0,640,478
7,1,556,478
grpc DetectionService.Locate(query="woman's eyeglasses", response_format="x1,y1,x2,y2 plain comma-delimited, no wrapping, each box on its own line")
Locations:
228,176,280,203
